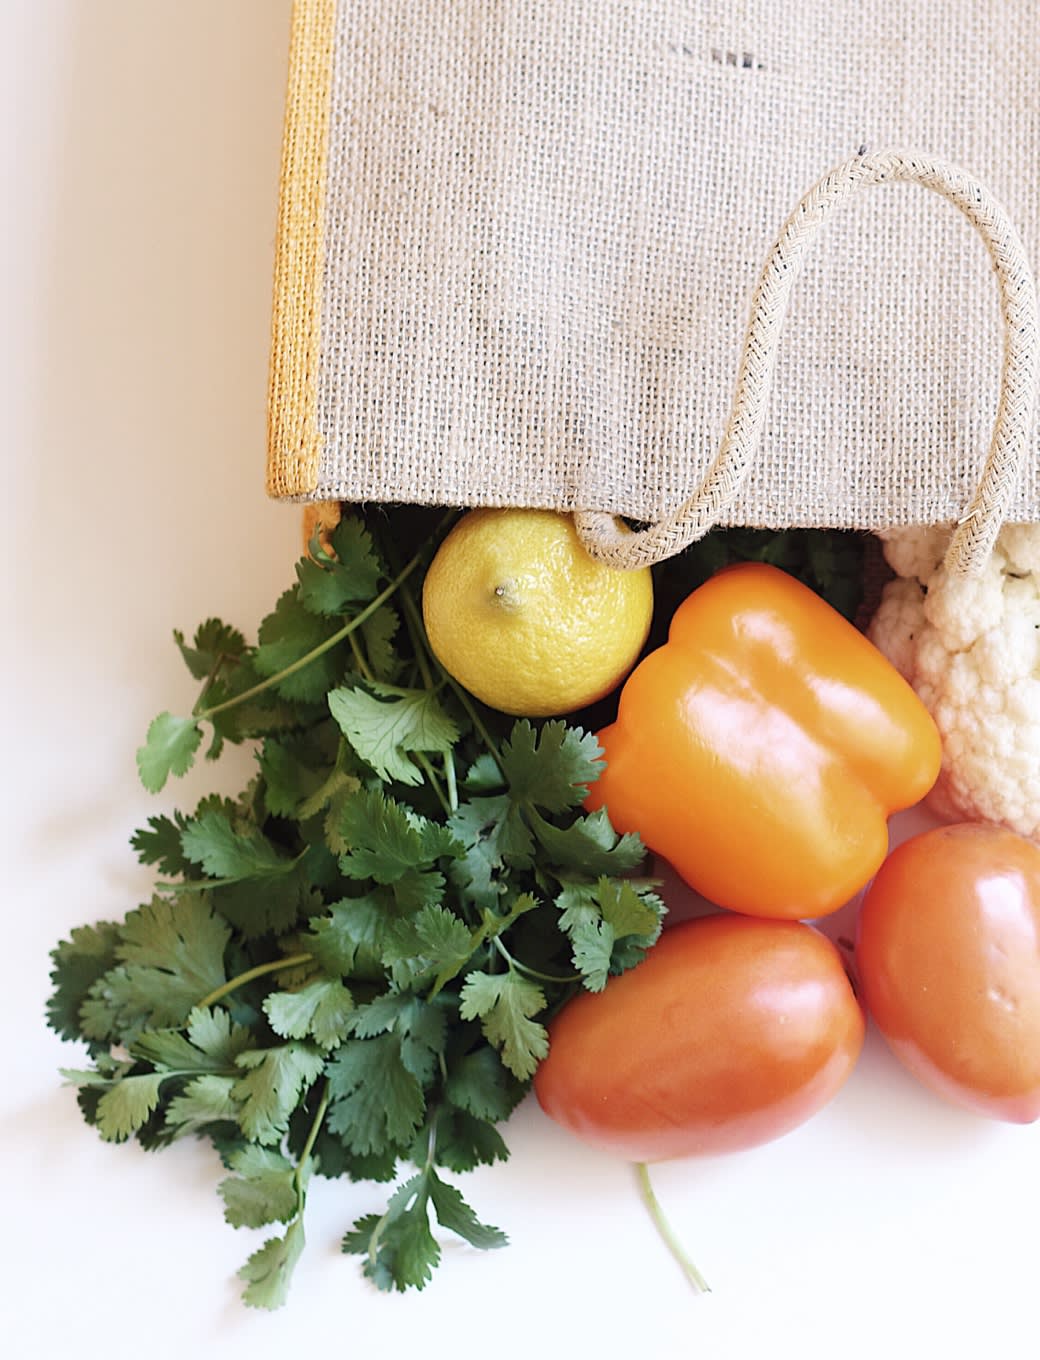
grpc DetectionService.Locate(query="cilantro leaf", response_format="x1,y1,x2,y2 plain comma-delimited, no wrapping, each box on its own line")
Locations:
130,1029,215,1071
320,784,359,857
461,752,505,793
381,904,475,988
427,1171,508,1249
326,1034,425,1155
295,559,362,620
131,1006,252,1071
163,1074,240,1139
528,807,646,877
345,992,447,1083
196,656,301,754
444,1045,525,1123
256,738,329,819
337,788,459,911
303,894,391,978
558,878,665,990
263,979,355,1050
209,871,318,940
295,514,383,615
95,1072,165,1142
219,1145,302,1229
180,809,293,881
343,1166,505,1292
343,1175,438,1292
434,1109,511,1172
185,1005,256,1063
328,683,459,786
359,605,400,681
60,1055,131,1087
136,713,203,792
80,894,229,1041
337,787,434,877
238,1218,306,1310
458,971,549,1080
116,893,230,1006
130,812,194,878
448,795,534,908
500,720,603,812
297,761,360,824
46,921,122,1041
232,1044,326,1145
253,588,346,704
174,618,248,681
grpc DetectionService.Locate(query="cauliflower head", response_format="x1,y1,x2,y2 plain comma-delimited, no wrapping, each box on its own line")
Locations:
869,524,1040,840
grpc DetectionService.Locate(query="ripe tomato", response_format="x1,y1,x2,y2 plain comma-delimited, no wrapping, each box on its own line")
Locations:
533,914,864,1162
855,822,1040,1122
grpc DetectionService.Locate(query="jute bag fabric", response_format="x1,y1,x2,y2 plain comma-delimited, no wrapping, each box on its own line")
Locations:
267,0,1040,572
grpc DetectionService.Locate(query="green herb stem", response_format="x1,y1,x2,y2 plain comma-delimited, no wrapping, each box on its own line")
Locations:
110,1064,238,1086
193,647,241,715
396,578,437,694
393,567,506,774
423,1115,438,1172
165,856,302,893
374,533,460,816
427,946,483,1003
365,1117,438,1273
490,934,580,985
427,909,499,1000
442,674,505,773
197,554,424,723
443,749,459,813
412,750,451,816
348,632,374,682
295,1080,329,1208
634,1161,710,1295
196,952,314,1011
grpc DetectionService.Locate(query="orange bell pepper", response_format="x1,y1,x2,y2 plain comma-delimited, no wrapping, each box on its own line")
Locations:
585,562,941,919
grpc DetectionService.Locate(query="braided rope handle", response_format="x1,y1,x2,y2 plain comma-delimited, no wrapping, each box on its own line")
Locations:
574,150,1040,575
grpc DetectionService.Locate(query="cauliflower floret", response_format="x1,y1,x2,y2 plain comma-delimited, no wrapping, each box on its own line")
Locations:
921,559,1007,650
869,522,1040,842
866,576,924,677
1000,524,1040,577
876,525,949,581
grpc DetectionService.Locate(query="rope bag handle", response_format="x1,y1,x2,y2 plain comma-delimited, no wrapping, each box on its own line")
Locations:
574,149,1040,575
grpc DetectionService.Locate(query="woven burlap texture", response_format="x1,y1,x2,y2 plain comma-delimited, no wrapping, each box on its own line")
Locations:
576,151,1038,574
267,0,1040,557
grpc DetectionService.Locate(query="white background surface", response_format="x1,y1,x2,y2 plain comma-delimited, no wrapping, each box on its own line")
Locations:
4,4,1039,1357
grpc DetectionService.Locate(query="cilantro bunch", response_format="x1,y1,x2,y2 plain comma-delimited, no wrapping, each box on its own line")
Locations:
47,507,664,1309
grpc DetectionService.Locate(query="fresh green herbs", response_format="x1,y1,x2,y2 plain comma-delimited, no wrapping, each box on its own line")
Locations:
47,508,663,1308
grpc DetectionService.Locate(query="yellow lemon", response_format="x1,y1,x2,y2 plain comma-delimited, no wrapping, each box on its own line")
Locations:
422,508,654,716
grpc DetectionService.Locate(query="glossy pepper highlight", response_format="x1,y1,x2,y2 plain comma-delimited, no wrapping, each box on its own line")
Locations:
585,562,942,919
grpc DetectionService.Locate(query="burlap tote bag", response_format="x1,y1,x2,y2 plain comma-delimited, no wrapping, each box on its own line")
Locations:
267,0,1040,575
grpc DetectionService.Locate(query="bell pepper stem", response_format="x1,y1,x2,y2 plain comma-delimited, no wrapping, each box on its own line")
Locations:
634,1161,711,1295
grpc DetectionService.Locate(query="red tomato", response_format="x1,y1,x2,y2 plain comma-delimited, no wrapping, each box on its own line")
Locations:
533,914,864,1162
856,822,1040,1123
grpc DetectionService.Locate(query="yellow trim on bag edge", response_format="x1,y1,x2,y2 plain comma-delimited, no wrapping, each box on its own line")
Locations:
266,0,336,499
